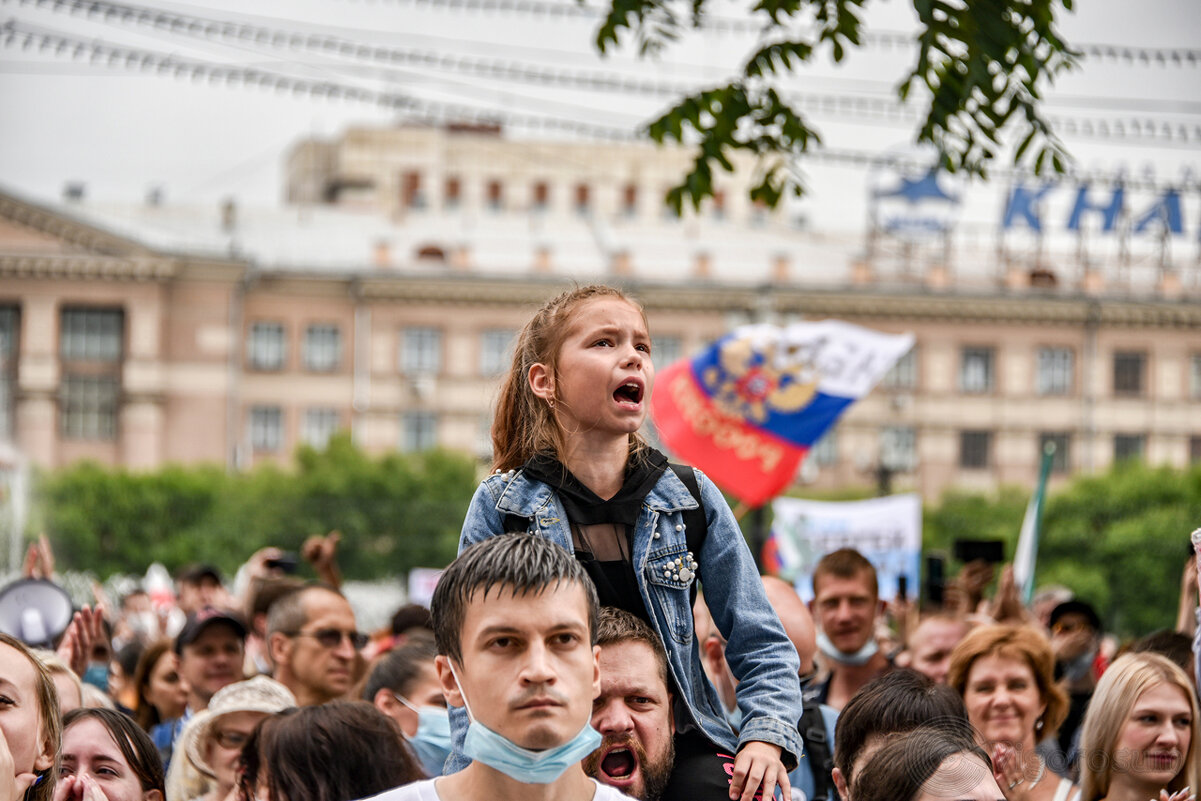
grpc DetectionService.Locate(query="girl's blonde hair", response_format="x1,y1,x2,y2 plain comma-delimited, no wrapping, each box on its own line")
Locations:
491,284,651,472
0,633,61,801
1078,652,1200,801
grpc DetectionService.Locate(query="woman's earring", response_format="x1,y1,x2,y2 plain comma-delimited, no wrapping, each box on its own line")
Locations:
548,399,555,410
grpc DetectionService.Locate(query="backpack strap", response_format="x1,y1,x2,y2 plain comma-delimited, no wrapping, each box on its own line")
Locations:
668,462,708,555
799,703,836,800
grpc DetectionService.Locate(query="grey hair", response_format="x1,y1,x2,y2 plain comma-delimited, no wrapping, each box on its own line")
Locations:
432,534,599,664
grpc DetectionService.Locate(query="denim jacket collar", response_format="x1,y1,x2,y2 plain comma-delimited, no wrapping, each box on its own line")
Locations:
493,464,699,519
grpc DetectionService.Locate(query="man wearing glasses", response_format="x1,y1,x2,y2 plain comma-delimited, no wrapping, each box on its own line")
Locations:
267,584,367,706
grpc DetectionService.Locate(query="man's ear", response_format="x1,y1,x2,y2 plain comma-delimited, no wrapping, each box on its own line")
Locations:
667,693,676,735
876,599,888,620
268,631,291,668
528,363,554,402
435,654,465,708
832,767,849,800
591,645,601,700
143,790,164,801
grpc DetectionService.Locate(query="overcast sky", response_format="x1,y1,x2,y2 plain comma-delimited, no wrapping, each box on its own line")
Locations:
0,0,1196,234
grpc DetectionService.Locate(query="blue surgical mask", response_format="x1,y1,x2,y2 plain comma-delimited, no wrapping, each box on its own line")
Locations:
395,694,453,777
816,630,879,667
448,661,601,784
83,662,109,691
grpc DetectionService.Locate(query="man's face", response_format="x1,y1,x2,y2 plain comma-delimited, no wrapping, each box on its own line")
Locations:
908,619,965,685
584,640,674,801
812,571,878,655
280,590,359,704
179,576,222,614
436,581,600,752
1050,612,1097,661
180,624,244,706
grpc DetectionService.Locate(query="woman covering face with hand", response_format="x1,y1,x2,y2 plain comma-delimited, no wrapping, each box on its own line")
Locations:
0,633,60,801
55,708,164,801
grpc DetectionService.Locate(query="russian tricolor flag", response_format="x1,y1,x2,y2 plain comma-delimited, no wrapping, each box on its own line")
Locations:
651,321,914,507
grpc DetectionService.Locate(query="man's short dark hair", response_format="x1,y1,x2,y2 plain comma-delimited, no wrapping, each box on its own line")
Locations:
431,534,599,664
812,548,878,599
1127,629,1194,675
833,668,968,782
265,584,345,640
362,637,439,702
390,604,433,637
595,607,669,691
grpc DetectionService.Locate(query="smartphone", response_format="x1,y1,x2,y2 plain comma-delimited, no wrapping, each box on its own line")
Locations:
953,538,1005,564
924,555,945,607
897,574,908,602
265,552,300,574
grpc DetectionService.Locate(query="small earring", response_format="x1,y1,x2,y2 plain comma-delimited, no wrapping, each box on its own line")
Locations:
548,399,555,410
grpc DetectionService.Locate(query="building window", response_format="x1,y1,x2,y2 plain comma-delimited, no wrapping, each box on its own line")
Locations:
811,428,838,466
1113,433,1145,462
401,327,441,375
959,347,994,394
0,307,17,441
301,408,339,450
882,347,918,390
249,406,283,453
1189,354,1201,399
60,308,123,441
574,183,591,216
444,176,461,210
652,336,682,368
1190,436,1201,464
61,308,122,363
402,171,425,209
401,411,438,452
621,183,638,217
303,324,341,372
248,322,286,371
1113,351,1145,396
480,330,515,377
486,180,504,212
712,190,726,220
959,430,991,469
531,181,549,212
1039,432,1070,474
60,375,119,440
880,426,917,472
1036,347,1073,396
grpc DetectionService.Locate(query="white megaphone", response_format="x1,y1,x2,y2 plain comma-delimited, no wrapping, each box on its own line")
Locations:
0,578,74,648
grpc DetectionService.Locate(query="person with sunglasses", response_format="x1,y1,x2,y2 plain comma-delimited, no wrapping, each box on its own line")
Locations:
266,584,367,706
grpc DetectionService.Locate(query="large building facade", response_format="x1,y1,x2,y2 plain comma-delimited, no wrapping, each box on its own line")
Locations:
2,125,1199,501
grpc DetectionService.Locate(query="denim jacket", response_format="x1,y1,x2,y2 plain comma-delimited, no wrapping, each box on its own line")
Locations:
448,463,804,772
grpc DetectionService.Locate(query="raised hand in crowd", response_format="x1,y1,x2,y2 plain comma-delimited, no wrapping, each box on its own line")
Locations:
944,559,995,618
56,605,107,679
302,530,343,590
988,564,1031,625
21,533,55,581
1176,555,1198,635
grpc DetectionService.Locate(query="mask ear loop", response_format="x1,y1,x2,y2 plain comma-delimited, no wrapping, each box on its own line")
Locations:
446,660,477,723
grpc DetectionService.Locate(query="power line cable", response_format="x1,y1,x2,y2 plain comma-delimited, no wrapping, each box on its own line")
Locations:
10,0,1199,147
1,19,1192,190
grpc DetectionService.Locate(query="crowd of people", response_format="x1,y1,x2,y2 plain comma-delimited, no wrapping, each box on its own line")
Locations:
2,285,1198,801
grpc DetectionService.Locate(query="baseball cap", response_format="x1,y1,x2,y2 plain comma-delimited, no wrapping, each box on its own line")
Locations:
175,606,248,653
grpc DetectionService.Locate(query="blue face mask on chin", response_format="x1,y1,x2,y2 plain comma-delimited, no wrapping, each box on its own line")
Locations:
82,663,109,691
816,630,879,667
448,661,602,784
395,694,453,777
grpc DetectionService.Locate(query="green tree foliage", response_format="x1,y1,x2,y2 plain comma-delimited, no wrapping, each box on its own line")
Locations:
33,434,477,581
596,0,1078,213
925,462,1201,638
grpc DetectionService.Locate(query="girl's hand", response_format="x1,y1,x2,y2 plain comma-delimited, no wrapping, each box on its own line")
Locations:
730,741,790,801
0,728,40,801
58,773,112,801
52,774,76,801
1157,788,1193,801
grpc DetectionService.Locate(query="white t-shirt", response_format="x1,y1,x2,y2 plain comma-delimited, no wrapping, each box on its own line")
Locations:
361,777,632,801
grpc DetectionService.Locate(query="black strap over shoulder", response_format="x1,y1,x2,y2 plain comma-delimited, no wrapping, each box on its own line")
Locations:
799,703,836,800
667,462,707,555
